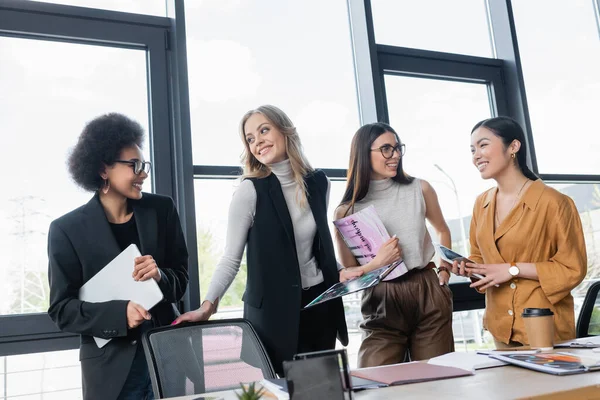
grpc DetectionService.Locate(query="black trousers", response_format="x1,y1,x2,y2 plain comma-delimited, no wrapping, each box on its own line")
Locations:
297,281,338,354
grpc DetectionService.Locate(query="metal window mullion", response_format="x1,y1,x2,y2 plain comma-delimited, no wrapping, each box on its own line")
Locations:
487,0,538,174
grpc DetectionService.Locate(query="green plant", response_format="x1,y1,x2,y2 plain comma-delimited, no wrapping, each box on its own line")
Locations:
236,382,265,400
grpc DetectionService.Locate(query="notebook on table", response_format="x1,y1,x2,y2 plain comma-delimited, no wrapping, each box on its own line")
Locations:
427,351,508,371
350,361,473,389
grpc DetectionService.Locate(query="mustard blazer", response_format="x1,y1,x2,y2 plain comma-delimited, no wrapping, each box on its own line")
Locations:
469,179,587,344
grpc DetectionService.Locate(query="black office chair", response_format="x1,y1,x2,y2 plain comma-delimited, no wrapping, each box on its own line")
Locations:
576,280,600,338
142,318,276,399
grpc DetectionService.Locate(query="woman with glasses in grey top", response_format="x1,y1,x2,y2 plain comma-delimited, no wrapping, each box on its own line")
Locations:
336,122,454,367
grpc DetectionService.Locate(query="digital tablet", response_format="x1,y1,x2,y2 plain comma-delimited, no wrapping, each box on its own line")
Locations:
433,243,484,281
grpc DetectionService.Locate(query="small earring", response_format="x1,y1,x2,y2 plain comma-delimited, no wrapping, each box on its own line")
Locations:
511,153,516,159
102,179,110,194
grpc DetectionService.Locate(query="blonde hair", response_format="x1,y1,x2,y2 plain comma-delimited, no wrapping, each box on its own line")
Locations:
240,105,313,207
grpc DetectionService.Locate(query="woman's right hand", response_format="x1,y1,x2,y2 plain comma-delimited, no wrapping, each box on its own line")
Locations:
339,267,365,282
127,301,151,329
373,236,402,268
171,300,215,325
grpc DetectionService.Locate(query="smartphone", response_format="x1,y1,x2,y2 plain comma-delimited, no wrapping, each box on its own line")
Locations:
433,243,484,281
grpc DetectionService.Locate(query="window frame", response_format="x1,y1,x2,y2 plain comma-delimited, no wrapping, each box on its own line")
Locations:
0,0,199,357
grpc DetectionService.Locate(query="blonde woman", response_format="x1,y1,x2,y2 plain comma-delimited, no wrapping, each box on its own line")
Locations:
174,105,348,373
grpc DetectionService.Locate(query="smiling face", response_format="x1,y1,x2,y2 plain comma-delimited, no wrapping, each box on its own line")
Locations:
243,112,288,166
101,145,148,200
370,131,401,180
470,127,519,180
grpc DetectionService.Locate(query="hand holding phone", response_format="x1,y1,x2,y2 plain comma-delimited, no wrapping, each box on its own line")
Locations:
433,243,484,280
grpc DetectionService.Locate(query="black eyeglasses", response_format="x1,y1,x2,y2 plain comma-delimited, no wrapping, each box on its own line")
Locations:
114,159,152,175
370,143,405,159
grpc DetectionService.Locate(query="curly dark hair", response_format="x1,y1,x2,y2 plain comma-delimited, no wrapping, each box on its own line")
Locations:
68,113,145,192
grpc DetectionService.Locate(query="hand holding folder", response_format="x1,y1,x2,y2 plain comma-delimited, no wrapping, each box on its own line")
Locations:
78,244,163,348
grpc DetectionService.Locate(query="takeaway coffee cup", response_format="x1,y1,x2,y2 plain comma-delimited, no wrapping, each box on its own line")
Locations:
522,308,555,350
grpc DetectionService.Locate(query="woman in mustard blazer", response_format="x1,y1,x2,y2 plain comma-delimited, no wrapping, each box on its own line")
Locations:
452,116,587,348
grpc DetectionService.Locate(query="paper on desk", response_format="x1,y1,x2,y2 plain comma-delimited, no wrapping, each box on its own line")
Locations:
428,351,507,371
555,335,600,348
259,379,289,400
79,244,163,348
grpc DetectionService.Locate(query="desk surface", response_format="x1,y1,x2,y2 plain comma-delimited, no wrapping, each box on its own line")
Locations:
164,350,600,400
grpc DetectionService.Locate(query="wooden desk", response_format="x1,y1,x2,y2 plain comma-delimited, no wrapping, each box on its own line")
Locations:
163,350,600,400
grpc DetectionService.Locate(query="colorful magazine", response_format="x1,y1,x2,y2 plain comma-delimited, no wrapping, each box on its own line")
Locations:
304,261,404,309
333,205,408,282
490,352,600,375
304,205,408,309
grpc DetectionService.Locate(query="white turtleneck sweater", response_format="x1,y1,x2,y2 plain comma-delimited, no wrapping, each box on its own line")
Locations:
204,159,326,304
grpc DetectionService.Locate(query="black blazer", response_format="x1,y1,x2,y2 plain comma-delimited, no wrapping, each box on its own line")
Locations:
47,193,189,400
244,170,348,373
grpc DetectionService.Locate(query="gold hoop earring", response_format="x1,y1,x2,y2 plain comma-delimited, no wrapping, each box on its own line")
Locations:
102,179,110,194
511,153,516,159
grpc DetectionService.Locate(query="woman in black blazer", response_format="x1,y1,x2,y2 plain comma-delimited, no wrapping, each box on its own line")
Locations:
47,113,189,400
173,105,348,374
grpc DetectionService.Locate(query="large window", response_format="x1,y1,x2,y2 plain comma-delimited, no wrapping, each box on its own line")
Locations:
187,0,361,319
370,0,494,57
512,0,600,176
0,37,150,316
22,0,167,16
0,349,80,399
549,183,600,310
185,0,360,169
384,76,495,260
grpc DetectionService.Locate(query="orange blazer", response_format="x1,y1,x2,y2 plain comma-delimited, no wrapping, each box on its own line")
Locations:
469,179,587,345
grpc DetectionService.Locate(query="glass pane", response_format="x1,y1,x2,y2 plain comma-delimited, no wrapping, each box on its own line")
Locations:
513,0,600,175
383,75,494,283
21,0,166,16
371,0,493,57
547,183,600,329
186,0,360,168
2,349,80,398
194,179,246,315
0,37,150,315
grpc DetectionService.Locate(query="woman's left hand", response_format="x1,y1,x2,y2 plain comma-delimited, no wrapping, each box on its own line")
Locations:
133,255,162,282
438,260,451,285
466,262,511,291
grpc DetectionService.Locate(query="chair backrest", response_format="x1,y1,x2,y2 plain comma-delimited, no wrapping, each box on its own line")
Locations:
142,318,276,399
576,280,600,338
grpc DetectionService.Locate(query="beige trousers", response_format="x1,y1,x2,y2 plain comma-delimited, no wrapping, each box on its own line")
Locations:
358,267,455,367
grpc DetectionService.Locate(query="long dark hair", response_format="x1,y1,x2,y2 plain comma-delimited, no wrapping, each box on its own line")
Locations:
339,122,414,216
471,117,538,181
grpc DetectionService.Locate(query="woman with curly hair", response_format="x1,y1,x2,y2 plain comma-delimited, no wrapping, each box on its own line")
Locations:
47,113,189,400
